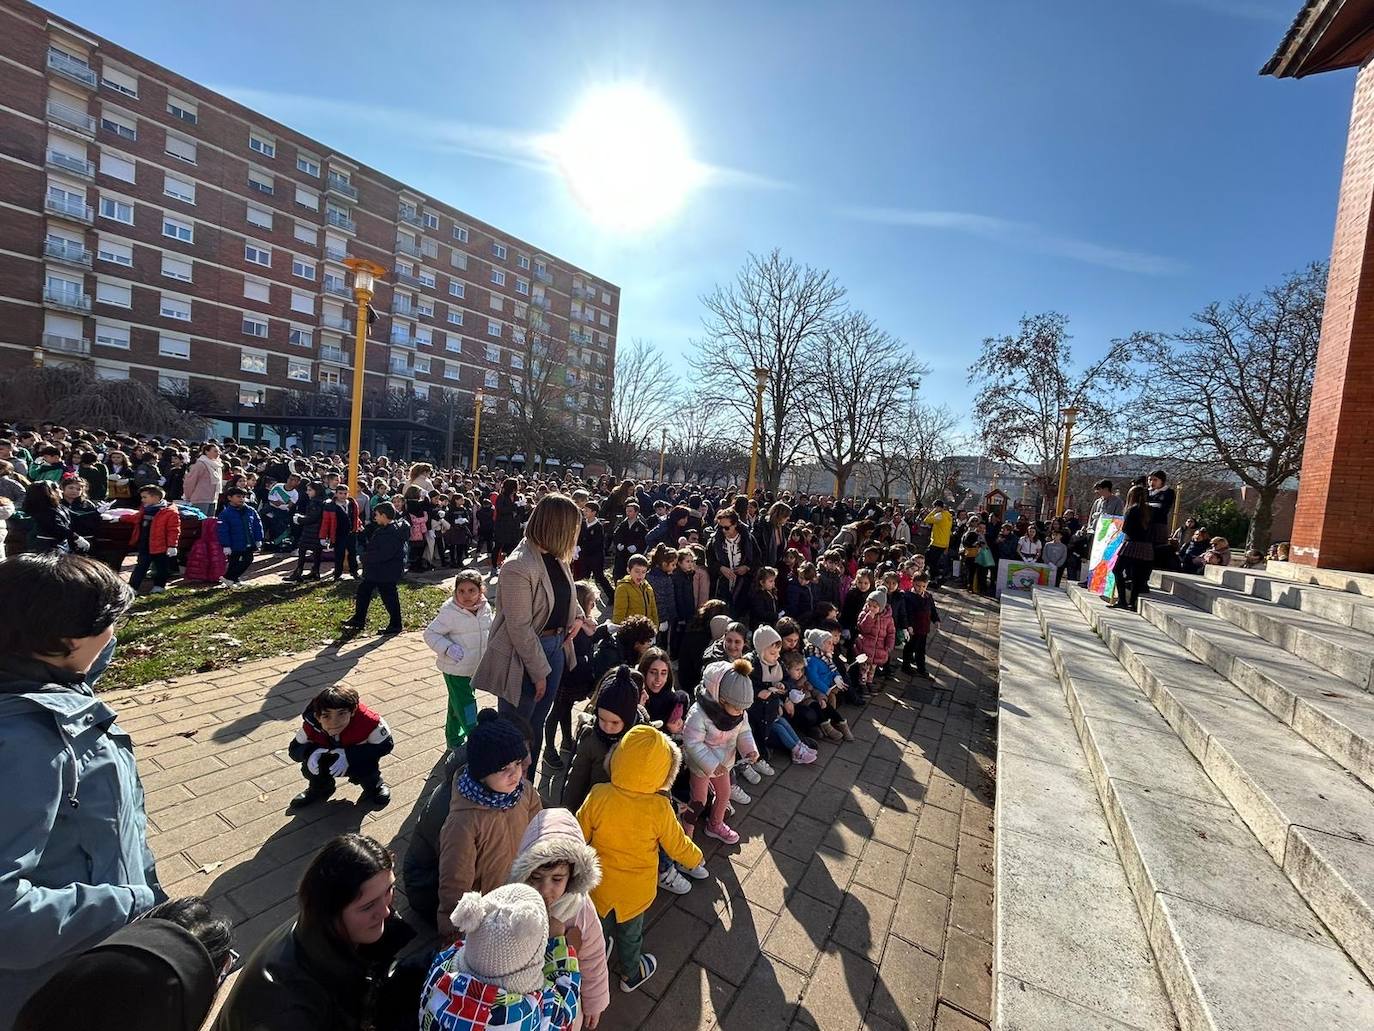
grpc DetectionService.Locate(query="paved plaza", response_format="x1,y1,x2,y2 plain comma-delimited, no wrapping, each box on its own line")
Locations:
107,586,999,1031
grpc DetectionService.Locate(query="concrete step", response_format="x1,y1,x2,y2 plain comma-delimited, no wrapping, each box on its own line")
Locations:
993,594,1176,1030
1202,564,1374,635
1065,585,1374,991
1158,573,1374,692
1137,588,1374,791
1265,560,1374,600
1036,587,1374,1030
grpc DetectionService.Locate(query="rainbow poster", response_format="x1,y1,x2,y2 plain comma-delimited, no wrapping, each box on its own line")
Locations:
1087,515,1125,598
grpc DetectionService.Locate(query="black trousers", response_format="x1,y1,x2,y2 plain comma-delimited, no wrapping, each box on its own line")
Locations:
299,754,383,791
925,545,948,583
903,632,929,673
225,548,255,582
130,551,170,589
352,580,401,628
1118,558,1153,610
333,533,359,577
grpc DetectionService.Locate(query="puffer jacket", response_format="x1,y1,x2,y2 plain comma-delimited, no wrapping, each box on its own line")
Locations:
646,567,677,628
216,503,264,552
436,779,542,938
681,674,758,777
611,576,658,625
0,649,164,1019
856,605,896,666
507,809,609,1030
423,597,494,677
576,726,701,922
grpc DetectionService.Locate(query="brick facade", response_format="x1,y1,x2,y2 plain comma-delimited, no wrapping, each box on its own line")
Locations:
0,0,617,436
1290,54,1374,571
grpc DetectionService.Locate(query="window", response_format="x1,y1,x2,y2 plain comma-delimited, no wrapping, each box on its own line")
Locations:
99,196,133,225
159,334,190,359
295,185,318,211
444,363,460,379
99,151,135,183
450,250,468,271
491,242,507,260
291,257,316,280
452,225,469,243
96,280,131,308
248,133,276,158
421,238,439,259
518,254,530,270
238,386,265,406
490,269,505,286
424,212,439,229
287,358,311,382
241,349,268,374
511,353,525,370
164,174,195,204
166,97,197,124
601,290,611,304
600,312,611,326
445,336,461,352
245,243,271,267
415,356,431,374
485,370,499,389
416,327,432,347
448,281,465,299
101,66,138,98
447,310,463,326
165,133,197,163
160,295,191,321
535,261,547,276
290,327,313,348
297,154,320,177
94,364,129,381
323,272,345,295
159,372,189,393
516,277,529,295
97,238,132,267
487,321,502,338
95,322,130,349
419,269,436,289
486,343,500,362
490,295,504,313
419,300,435,319
162,215,193,243
100,110,136,141
291,291,313,314
247,170,274,195
161,255,193,282
243,278,270,303
320,368,341,387
246,205,273,230
294,222,317,245
242,316,268,338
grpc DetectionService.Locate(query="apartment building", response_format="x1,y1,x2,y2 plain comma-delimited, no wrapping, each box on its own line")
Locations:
0,1,618,440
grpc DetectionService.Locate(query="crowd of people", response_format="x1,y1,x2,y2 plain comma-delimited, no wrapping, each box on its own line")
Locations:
0,418,1221,1031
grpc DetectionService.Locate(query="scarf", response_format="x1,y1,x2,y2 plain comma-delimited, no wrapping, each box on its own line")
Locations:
645,685,677,724
456,768,525,811
696,687,743,732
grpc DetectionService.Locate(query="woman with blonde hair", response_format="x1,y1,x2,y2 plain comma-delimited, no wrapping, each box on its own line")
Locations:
474,492,583,768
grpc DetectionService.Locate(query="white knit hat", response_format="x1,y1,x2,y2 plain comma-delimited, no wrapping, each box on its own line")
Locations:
753,625,782,654
449,883,549,995
805,628,833,652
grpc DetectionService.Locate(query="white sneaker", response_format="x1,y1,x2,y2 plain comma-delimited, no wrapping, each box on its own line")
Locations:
678,862,709,880
151,585,167,594
217,578,233,589
730,782,751,805
740,763,761,785
754,758,776,777
658,865,692,895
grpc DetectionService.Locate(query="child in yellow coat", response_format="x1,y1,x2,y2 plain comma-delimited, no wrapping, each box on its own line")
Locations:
576,724,701,994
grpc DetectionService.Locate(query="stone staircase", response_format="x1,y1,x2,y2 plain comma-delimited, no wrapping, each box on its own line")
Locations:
994,563,1374,1030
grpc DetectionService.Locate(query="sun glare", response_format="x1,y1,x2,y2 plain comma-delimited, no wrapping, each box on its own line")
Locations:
552,84,700,232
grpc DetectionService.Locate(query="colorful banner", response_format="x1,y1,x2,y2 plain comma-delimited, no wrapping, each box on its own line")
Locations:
996,559,1055,597
1087,514,1125,598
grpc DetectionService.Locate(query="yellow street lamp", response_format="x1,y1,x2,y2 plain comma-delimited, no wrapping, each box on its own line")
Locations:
746,367,768,497
471,389,484,471
342,257,387,497
1054,406,1079,519
658,428,667,481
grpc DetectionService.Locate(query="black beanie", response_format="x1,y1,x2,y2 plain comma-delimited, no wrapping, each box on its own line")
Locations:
466,709,528,781
596,666,641,731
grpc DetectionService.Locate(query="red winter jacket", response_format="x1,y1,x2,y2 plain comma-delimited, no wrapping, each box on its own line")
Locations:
856,606,896,666
287,700,395,767
319,499,361,543
127,504,181,555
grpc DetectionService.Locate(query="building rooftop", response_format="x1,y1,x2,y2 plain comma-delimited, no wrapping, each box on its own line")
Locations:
1261,0,1374,79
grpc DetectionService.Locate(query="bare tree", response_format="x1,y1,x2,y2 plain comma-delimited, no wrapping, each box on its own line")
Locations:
902,400,962,505
602,339,678,477
502,303,574,468
1,366,205,438
693,249,846,491
968,312,1142,516
1132,263,1324,550
799,310,923,497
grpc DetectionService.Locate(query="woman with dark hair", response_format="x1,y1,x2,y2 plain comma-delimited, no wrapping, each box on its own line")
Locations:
1117,485,1156,612
492,476,524,566
753,501,792,568
0,554,159,1018
214,833,414,1031
22,479,88,554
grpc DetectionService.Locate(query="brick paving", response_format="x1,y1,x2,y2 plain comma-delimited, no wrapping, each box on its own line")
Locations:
107,586,999,1031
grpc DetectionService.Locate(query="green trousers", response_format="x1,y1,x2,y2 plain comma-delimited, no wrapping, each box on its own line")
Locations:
443,673,478,750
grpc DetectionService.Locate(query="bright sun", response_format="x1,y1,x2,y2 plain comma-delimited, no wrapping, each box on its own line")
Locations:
551,85,700,232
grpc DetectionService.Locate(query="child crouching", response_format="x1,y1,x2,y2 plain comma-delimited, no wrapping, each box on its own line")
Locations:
287,685,394,808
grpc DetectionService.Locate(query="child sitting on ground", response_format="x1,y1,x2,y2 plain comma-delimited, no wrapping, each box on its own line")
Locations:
749,626,817,768
781,649,829,748
287,685,394,808
682,659,759,843
1202,536,1232,568
507,808,609,1030
423,570,494,750
420,883,581,1031
577,725,703,993
804,629,853,740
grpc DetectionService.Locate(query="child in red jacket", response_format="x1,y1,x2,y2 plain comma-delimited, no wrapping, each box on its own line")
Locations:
855,588,895,698
128,485,181,593
287,684,394,808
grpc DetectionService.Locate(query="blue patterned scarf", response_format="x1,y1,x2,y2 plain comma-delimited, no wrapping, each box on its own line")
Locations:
456,768,525,810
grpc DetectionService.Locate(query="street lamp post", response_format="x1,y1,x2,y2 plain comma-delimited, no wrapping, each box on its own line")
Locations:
471,390,484,471
1054,406,1080,519
746,367,768,497
342,257,388,498
658,428,667,481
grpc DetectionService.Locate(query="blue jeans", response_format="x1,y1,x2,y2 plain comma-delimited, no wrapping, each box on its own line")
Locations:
770,718,801,750
498,631,565,768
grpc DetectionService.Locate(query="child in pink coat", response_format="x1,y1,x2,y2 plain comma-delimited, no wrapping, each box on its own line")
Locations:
855,588,896,696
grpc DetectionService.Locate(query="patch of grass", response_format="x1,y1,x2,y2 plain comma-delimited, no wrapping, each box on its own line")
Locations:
103,579,450,693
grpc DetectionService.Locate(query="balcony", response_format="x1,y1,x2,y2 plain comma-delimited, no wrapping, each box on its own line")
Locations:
319,345,348,364
395,237,422,259
397,207,423,228
45,194,94,224
326,209,356,233
326,175,358,201
46,149,94,178
390,328,416,348
530,295,549,310
388,361,415,378
46,99,96,136
42,332,91,356
321,313,350,331
324,245,348,262
534,268,553,285
44,237,92,268
392,300,416,318
322,280,350,298
394,270,422,289
47,49,97,89
43,283,91,312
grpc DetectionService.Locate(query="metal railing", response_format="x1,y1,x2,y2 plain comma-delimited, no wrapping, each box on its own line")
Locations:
45,195,94,222
397,208,424,227
326,176,358,201
392,301,415,317
388,362,415,377
44,237,92,266
42,332,91,355
394,270,422,288
326,209,356,233
320,346,348,364
395,237,422,258
321,313,350,331
43,284,91,311
390,329,416,348
46,149,94,177
46,99,96,134
322,281,350,298
535,269,553,285
324,245,348,261
47,49,97,88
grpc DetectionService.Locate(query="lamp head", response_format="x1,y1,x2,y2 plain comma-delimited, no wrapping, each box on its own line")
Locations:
343,257,387,295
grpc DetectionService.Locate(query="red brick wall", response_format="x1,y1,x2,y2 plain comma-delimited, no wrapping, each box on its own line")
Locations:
1291,54,1374,571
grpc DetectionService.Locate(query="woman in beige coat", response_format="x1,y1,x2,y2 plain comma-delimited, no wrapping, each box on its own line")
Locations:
474,493,582,768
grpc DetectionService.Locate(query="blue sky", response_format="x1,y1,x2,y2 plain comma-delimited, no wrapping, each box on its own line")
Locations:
55,0,1352,423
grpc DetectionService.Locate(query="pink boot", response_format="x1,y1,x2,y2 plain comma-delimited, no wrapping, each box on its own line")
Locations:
705,820,740,845
792,742,817,765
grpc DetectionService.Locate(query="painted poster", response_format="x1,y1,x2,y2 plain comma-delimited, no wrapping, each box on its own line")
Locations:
996,560,1055,597
1087,514,1125,598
